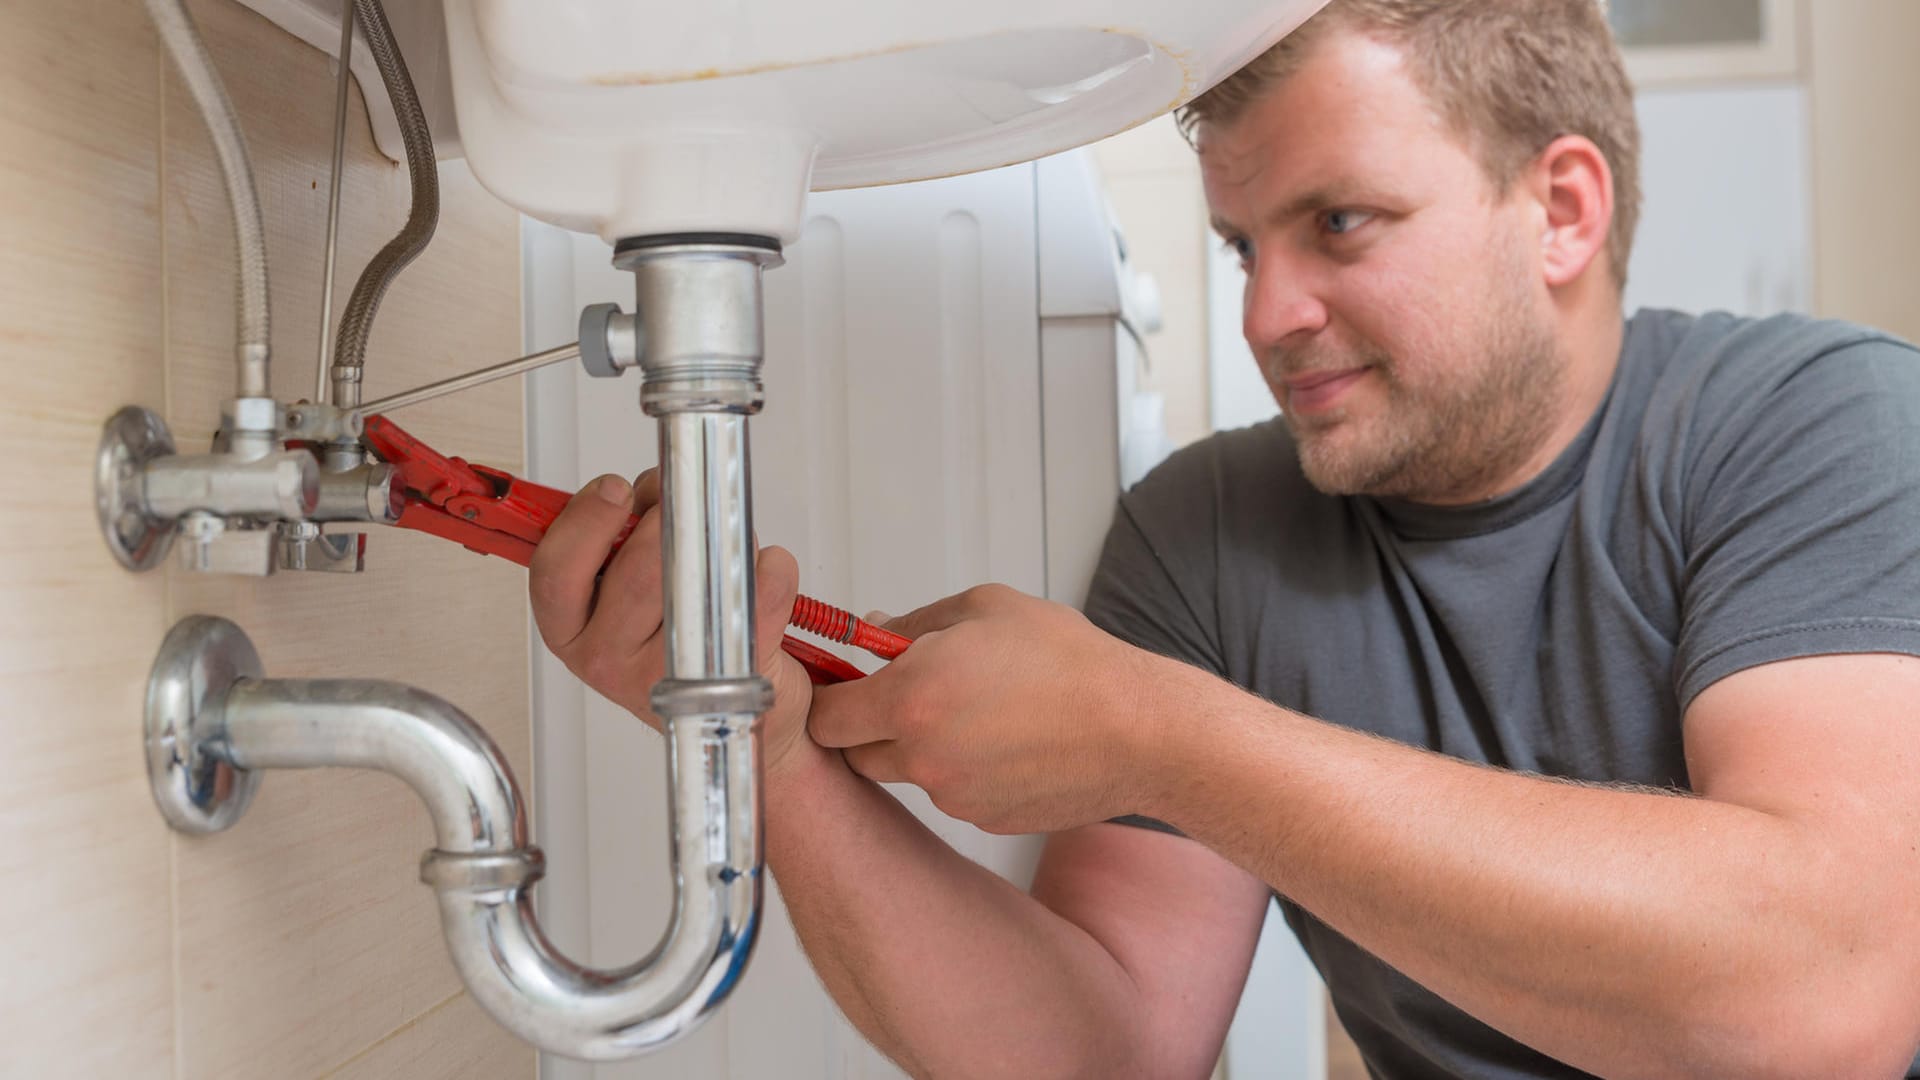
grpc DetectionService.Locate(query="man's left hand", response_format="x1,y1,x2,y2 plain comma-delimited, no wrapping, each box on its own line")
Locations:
807,584,1171,835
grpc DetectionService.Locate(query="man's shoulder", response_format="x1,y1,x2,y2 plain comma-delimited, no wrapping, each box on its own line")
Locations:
1628,308,1914,395
1624,308,1919,447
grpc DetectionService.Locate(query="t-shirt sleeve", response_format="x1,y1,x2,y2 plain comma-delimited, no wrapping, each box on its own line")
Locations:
1084,426,1235,680
1083,500,1228,678
1677,334,1920,707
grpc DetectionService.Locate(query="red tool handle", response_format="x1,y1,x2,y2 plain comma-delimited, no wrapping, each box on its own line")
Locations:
363,413,904,685
789,595,910,660
786,596,912,685
779,636,868,685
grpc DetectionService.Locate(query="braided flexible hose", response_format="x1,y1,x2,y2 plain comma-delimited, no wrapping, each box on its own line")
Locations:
331,0,438,407
146,0,271,401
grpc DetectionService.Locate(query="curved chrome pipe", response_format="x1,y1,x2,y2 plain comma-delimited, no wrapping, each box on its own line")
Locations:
147,619,763,1060
221,680,530,853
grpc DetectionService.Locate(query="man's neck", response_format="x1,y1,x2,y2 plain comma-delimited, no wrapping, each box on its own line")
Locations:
1411,300,1625,508
1515,303,1622,488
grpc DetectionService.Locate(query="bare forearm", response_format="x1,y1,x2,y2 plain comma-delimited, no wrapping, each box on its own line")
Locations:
1142,669,1903,1078
764,749,1145,1078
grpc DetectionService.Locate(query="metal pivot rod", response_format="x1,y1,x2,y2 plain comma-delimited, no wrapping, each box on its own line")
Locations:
144,615,761,1059
353,302,639,418
315,0,354,405
355,341,585,416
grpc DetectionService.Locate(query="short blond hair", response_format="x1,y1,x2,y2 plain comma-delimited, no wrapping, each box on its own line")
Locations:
1181,0,1642,289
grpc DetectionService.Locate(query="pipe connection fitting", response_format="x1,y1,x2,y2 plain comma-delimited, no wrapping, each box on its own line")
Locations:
274,461,404,573
143,446,319,521
612,236,782,417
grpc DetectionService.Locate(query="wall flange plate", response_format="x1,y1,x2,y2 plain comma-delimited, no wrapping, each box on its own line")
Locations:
97,406,177,572
146,616,264,834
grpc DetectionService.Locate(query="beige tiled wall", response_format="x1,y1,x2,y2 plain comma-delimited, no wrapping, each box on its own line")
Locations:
0,1,531,1077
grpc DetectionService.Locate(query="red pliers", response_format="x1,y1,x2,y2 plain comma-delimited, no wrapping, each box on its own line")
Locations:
360,414,908,685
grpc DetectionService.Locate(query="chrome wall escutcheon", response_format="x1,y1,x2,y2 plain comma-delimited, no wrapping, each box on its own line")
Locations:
145,615,263,833
97,406,178,571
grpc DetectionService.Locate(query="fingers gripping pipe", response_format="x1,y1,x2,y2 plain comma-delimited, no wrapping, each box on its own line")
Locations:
145,616,762,1059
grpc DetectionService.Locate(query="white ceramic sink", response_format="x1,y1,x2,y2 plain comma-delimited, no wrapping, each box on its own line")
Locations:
442,0,1328,241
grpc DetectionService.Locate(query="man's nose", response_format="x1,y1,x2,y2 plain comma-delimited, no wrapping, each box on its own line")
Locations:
1242,255,1329,351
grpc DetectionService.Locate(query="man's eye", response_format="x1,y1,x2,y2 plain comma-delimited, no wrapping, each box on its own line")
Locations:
1321,209,1375,236
1221,236,1253,262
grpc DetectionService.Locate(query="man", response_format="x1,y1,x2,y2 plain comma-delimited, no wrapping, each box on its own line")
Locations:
530,1,1920,1075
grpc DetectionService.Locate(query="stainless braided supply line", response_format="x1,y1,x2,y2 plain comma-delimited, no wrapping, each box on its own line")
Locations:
330,0,439,408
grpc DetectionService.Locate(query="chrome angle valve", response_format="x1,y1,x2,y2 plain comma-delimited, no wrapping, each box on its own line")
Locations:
97,302,649,577
96,395,403,577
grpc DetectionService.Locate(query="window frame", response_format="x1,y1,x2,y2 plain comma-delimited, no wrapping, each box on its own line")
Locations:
1614,0,1801,85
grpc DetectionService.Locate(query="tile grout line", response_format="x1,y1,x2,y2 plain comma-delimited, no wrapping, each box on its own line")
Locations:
157,10,174,434
158,21,185,1080
311,988,469,1079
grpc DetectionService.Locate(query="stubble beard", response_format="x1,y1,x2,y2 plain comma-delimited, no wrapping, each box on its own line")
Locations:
1279,266,1565,503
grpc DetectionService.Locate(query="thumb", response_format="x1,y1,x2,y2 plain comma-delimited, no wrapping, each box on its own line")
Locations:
875,587,992,642
754,545,801,665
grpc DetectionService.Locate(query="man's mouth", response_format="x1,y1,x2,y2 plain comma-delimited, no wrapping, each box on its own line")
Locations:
1283,367,1370,414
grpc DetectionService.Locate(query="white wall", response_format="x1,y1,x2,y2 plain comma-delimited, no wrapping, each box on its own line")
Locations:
1208,240,1284,435
1625,83,1812,317
1092,117,1218,447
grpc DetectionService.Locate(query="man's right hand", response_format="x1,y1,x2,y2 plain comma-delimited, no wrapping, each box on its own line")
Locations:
526,471,823,781
527,479,1266,1079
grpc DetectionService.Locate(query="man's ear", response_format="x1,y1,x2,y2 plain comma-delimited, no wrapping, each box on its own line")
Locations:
1529,134,1614,289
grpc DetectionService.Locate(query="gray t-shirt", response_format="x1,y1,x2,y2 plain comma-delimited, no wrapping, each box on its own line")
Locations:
1084,309,1920,1078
